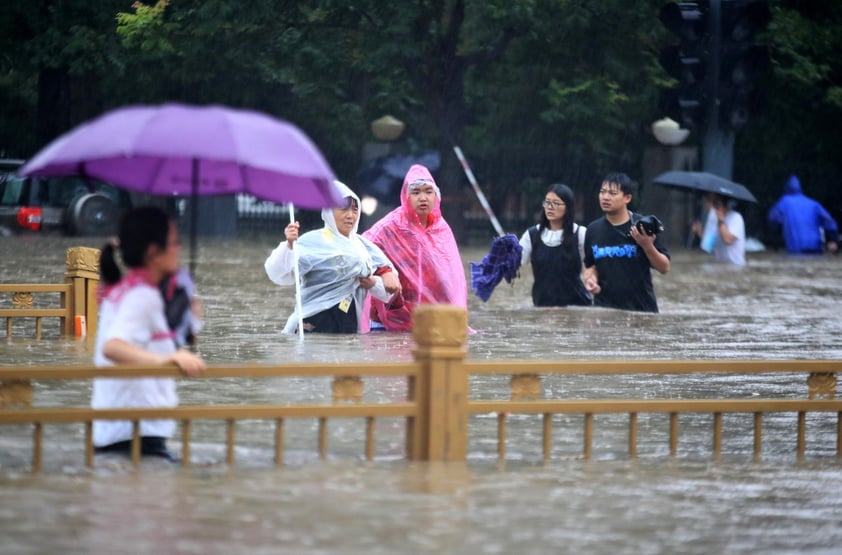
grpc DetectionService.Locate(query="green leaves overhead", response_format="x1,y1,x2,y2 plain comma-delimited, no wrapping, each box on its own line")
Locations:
0,0,841,225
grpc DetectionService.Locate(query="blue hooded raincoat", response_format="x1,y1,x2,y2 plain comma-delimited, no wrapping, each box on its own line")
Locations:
768,175,838,254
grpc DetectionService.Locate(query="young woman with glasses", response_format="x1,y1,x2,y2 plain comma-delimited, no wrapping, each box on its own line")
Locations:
518,183,591,307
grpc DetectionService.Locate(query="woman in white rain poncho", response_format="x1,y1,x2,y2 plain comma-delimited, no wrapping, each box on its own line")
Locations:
264,181,401,334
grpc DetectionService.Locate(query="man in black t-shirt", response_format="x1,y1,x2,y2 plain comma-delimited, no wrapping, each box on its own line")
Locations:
583,173,670,313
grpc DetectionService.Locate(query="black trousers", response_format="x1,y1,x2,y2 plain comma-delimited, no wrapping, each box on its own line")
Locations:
302,299,357,333
94,436,176,461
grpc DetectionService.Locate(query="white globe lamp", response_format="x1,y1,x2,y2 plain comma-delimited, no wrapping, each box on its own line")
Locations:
371,115,405,142
651,117,690,146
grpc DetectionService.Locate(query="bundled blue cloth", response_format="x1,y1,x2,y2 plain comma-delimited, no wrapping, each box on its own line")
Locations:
470,233,522,302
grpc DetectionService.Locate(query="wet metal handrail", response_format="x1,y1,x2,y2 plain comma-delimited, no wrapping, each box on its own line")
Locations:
2,305,841,472
0,283,73,338
1,246,100,338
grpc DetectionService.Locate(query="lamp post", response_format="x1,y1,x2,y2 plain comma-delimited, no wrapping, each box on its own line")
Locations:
642,118,699,249
651,117,690,146
359,115,407,225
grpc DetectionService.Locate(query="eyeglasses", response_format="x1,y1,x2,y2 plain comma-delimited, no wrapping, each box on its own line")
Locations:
599,188,623,196
542,199,565,209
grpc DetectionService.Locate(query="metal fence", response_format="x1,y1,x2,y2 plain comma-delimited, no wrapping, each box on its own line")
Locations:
2,305,841,473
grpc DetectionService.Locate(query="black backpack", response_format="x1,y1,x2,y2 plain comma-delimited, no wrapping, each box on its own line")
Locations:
159,275,193,346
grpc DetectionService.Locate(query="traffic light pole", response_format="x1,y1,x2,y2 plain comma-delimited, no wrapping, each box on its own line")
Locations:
702,0,735,180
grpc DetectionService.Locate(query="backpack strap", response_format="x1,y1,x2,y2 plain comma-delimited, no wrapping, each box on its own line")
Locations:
528,224,541,247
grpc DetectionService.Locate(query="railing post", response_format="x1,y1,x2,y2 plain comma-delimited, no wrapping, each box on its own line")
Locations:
410,304,469,461
64,247,100,338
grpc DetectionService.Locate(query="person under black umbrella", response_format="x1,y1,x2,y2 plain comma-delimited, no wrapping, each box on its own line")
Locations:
691,193,746,266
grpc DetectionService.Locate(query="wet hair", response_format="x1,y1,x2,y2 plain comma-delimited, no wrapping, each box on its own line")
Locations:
601,172,638,197
710,193,726,207
100,206,171,285
339,196,359,210
539,183,578,252
407,178,434,190
406,178,441,199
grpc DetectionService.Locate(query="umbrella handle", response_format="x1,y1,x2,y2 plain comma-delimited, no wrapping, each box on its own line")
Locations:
289,205,305,340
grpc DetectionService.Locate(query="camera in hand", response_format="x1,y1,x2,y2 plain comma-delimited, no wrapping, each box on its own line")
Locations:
635,215,664,236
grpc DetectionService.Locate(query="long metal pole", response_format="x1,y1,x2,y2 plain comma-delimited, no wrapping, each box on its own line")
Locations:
703,0,735,179
289,204,305,341
453,146,506,238
190,158,199,276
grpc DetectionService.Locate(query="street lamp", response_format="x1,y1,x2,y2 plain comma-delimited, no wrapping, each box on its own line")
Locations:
645,117,695,249
370,115,405,142
651,117,690,146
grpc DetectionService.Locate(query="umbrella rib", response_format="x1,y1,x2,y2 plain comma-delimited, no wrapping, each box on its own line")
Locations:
190,158,199,276
238,163,249,199
145,156,171,196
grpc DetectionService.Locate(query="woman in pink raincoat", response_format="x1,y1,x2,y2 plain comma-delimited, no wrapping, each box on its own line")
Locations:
362,164,468,331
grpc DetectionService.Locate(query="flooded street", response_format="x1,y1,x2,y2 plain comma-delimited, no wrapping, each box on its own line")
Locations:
2,231,842,554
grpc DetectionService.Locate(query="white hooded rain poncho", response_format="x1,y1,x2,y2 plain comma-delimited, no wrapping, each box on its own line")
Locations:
264,181,396,333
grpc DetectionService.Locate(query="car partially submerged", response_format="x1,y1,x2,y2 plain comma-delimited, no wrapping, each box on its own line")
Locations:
0,159,131,236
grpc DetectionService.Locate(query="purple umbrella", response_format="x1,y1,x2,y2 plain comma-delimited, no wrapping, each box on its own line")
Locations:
20,103,342,208
21,102,343,337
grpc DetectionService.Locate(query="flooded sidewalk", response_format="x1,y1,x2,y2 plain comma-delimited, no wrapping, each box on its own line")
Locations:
2,234,842,554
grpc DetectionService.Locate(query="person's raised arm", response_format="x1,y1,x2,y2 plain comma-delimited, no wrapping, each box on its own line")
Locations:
629,226,670,274
712,206,738,246
264,222,299,286
284,221,299,248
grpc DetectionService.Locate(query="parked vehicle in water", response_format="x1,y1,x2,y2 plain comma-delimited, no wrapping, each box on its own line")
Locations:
0,159,131,236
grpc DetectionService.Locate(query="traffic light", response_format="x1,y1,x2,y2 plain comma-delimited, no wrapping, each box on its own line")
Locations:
658,1,710,129
718,0,770,129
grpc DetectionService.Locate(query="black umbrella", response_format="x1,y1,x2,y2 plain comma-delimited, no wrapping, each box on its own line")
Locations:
381,150,441,179
652,171,758,203
357,150,441,203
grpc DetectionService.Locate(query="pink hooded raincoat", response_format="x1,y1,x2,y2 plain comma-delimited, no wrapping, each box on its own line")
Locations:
362,164,467,331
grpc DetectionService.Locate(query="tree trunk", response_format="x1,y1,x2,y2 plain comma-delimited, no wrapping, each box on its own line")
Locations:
36,67,71,148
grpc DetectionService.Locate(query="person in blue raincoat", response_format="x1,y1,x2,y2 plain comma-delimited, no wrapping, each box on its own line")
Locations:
768,175,838,254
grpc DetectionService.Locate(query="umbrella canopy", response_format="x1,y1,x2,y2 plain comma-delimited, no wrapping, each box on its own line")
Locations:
20,103,343,277
652,171,758,203
357,150,441,203
469,234,522,302
20,103,343,209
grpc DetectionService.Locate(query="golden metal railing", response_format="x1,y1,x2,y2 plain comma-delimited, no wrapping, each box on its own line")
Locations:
0,362,422,471
0,283,74,338
0,246,100,338
468,399,842,462
2,304,841,472
464,360,841,462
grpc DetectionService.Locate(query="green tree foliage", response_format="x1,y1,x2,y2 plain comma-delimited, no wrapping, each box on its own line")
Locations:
464,0,666,215
735,0,842,233
0,0,128,154
1,0,840,236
